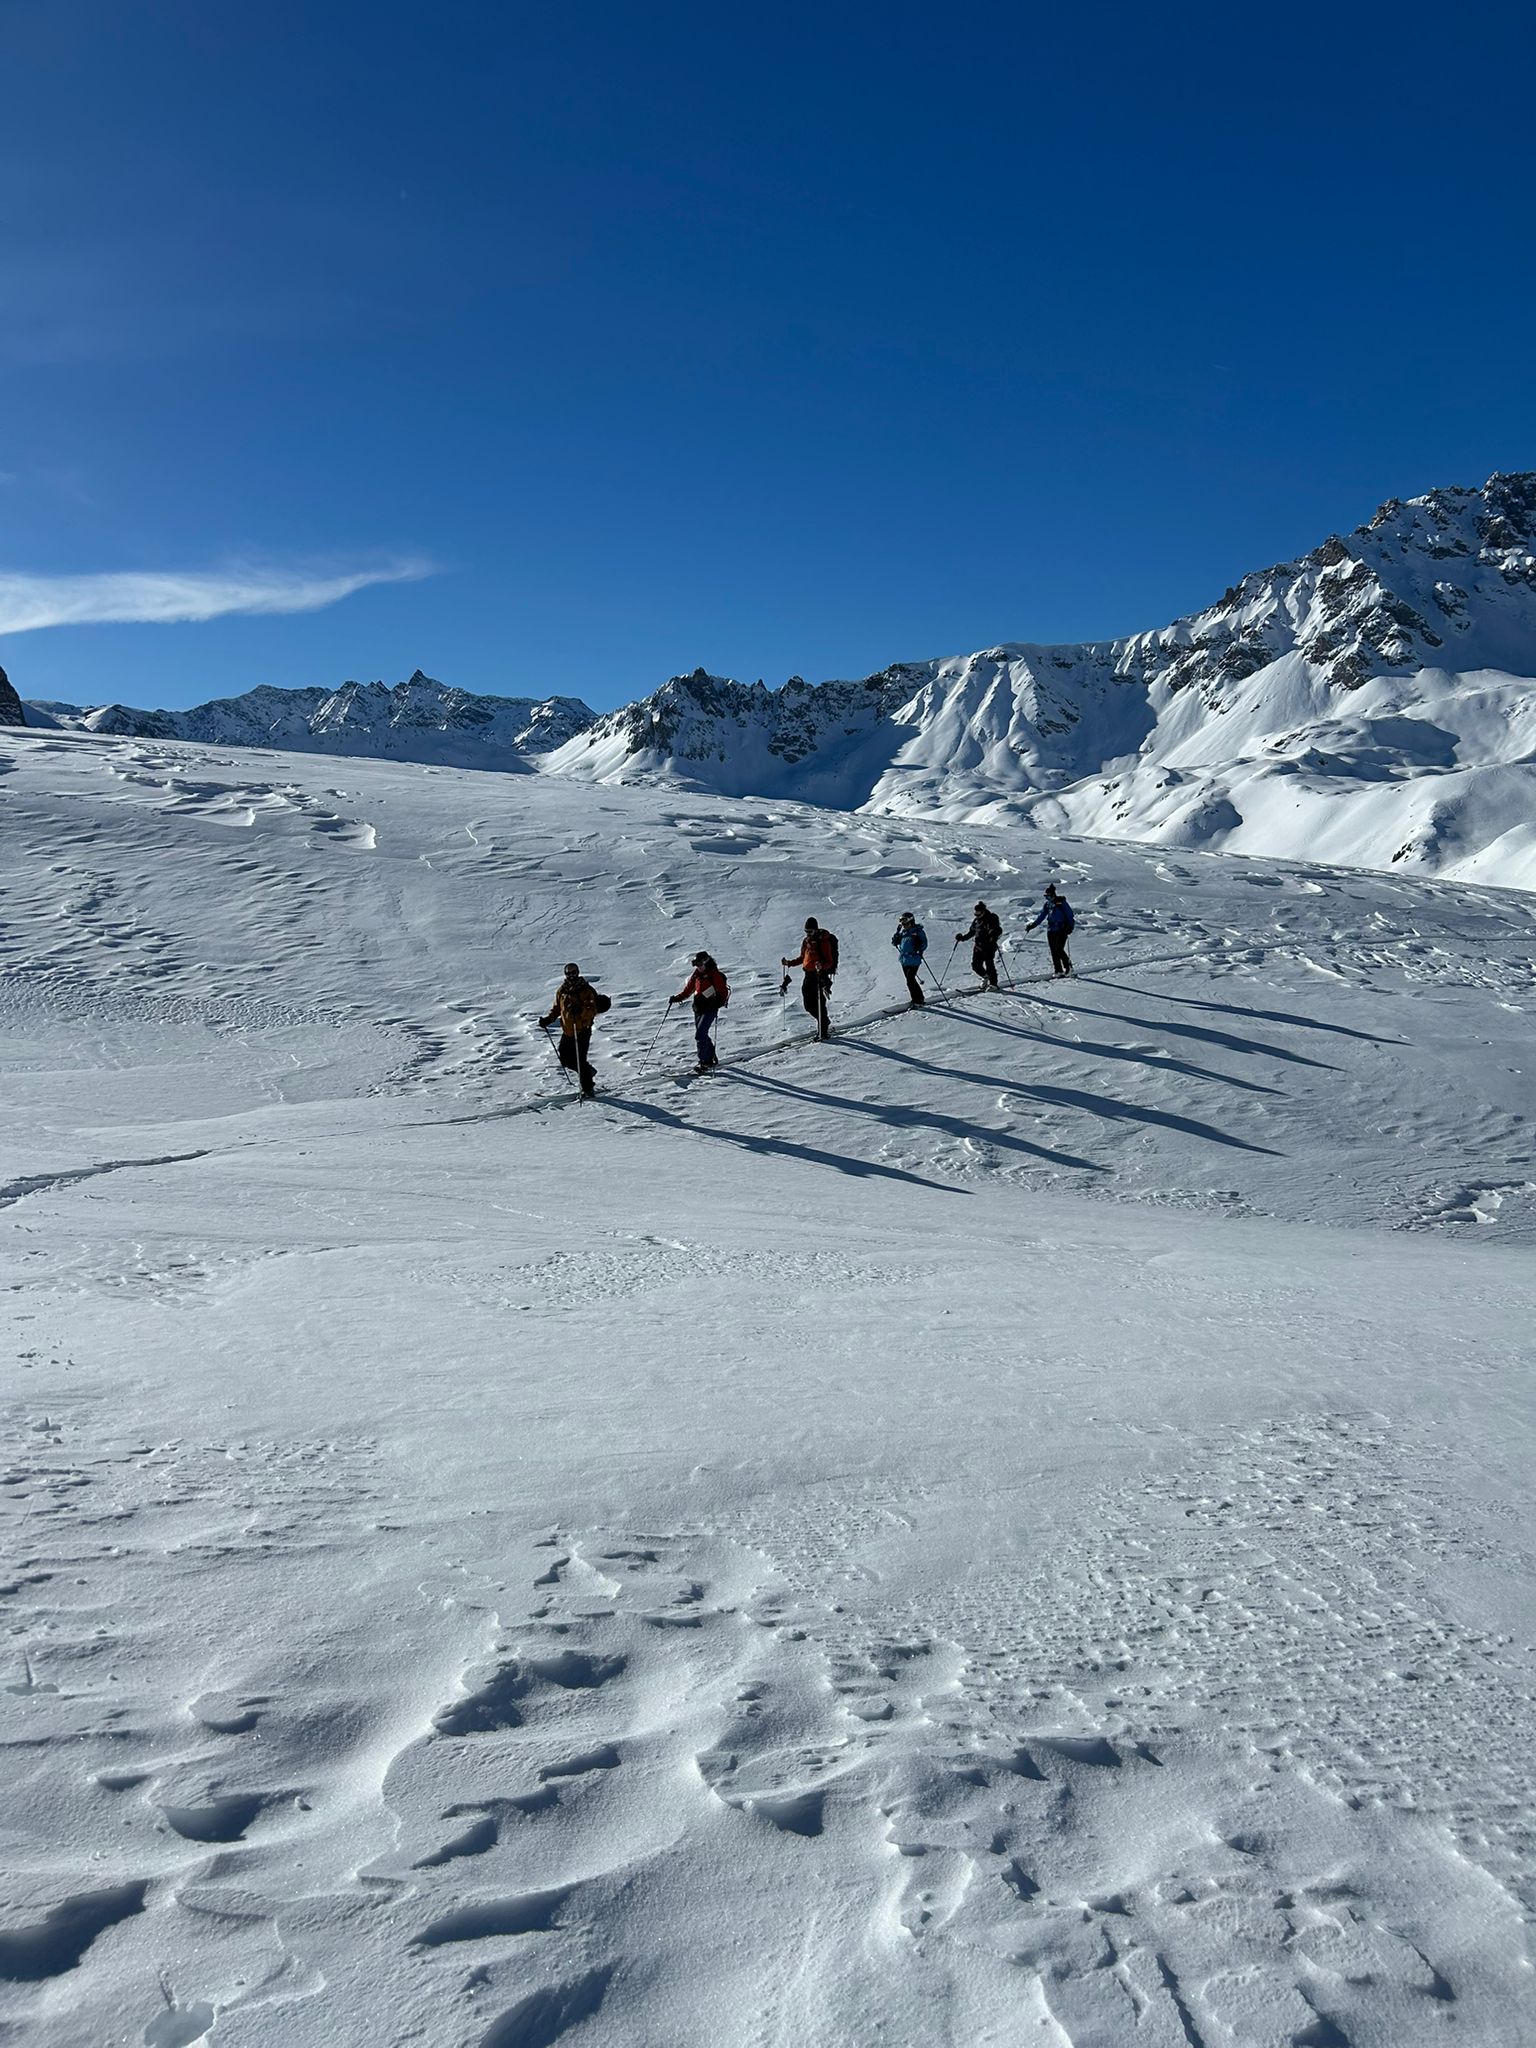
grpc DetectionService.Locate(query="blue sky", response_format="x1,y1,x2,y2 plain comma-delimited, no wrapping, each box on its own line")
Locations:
3,2,1532,713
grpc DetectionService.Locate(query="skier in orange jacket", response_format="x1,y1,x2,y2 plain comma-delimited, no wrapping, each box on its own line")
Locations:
781,917,838,1040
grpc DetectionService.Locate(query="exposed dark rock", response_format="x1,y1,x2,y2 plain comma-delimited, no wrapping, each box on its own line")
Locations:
0,665,25,725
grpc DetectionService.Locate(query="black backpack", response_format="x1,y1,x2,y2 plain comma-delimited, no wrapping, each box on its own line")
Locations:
822,930,840,973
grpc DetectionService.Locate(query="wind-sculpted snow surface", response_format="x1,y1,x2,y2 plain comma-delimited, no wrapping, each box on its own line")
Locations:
1,731,1533,2045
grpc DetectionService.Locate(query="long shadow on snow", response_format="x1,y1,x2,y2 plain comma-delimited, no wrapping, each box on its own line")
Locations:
733,1067,1105,1174
901,1009,1283,1097
1087,979,1406,1044
842,1039,1277,1157
612,1096,970,1193
996,989,1337,1071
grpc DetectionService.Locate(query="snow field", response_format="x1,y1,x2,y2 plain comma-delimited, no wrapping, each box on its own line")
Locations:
1,727,1534,2045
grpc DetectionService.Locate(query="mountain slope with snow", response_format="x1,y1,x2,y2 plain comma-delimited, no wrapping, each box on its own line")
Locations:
16,474,1536,882
547,473,1536,886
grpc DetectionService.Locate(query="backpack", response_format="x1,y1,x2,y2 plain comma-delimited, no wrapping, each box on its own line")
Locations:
821,930,839,973
593,989,612,1013
1060,908,1074,934
978,909,1001,943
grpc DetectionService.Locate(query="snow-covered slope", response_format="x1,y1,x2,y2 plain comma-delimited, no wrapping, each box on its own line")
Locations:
547,473,1536,886
28,668,595,770
2,727,1534,2045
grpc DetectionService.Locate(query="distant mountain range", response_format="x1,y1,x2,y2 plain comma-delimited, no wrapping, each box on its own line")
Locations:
23,671,594,770
17,472,1536,887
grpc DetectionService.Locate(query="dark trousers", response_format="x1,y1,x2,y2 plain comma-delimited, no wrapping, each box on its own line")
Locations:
1047,932,1073,977
801,971,831,1038
694,1003,720,1066
902,965,926,1004
557,1026,595,1093
972,943,999,988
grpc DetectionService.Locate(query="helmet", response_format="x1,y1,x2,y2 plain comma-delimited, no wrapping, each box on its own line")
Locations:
899,911,915,924
692,951,710,966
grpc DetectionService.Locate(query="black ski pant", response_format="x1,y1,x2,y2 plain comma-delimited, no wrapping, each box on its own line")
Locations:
693,1002,720,1067
972,942,999,988
556,1026,596,1093
1047,932,1073,977
902,965,926,1004
801,970,832,1039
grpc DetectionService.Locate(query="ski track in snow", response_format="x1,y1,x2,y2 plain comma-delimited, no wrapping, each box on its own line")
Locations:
2,730,1533,2045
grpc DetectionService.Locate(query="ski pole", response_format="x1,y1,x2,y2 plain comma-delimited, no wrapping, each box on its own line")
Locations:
937,939,960,989
640,1002,673,1073
539,1021,580,1094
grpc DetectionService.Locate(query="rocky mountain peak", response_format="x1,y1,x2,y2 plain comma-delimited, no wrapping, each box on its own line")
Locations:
0,663,25,725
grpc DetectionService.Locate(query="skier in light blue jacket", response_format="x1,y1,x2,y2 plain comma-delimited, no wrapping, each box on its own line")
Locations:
891,911,928,1005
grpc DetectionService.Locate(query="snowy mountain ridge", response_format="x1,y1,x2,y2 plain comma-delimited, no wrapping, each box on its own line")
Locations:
546,472,1536,887
19,472,1536,884
28,668,596,770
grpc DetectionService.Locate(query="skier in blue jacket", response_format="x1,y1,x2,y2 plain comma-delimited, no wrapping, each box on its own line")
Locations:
892,911,928,1005
1027,885,1075,977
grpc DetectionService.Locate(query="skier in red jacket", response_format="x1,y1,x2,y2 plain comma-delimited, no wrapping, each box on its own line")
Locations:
669,952,730,1070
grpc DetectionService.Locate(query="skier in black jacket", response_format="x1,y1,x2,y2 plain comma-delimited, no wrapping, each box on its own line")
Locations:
955,901,1002,989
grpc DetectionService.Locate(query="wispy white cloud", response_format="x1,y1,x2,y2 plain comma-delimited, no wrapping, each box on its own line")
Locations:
0,558,434,635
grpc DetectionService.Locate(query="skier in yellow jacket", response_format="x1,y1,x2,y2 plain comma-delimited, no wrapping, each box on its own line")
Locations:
539,963,610,1097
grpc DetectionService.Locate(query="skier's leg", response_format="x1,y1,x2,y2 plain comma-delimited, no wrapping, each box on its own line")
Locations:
817,973,831,1039
801,972,819,1023
557,1030,578,1074
575,1026,595,1094
695,1009,717,1067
